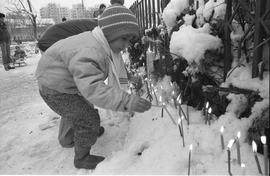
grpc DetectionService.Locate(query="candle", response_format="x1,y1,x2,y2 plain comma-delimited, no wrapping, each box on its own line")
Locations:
159,96,164,117
178,116,185,147
186,104,189,126
204,102,209,124
220,126,225,150
241,163,246,175
188,144,193,176
163,106,177,125
261,136,268,176
227,139,235,176
178,118,183,137
252,140,263,174
236,131,241,165
177,95,182,116
207,107,212,125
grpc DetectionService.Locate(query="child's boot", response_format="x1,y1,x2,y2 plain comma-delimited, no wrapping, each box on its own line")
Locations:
58,117,74,148
74,145,105,169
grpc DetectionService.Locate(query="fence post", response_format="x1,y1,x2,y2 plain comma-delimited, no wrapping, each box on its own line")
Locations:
157,0,161,24
252,0,268,78
223,0,232,81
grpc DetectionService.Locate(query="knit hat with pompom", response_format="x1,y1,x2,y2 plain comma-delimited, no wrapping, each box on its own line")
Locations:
98,5,139,42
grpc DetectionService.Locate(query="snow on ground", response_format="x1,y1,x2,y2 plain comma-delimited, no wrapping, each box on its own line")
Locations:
0,49,268,175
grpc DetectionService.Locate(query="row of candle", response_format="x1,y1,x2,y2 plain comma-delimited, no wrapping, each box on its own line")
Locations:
224,130,268,175
145,79,269,175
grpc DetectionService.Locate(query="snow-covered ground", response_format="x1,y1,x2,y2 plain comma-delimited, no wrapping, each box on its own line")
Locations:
0,50,268,175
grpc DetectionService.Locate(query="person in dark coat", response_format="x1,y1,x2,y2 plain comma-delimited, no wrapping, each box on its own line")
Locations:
37,19,98,52
0,12,15,71
110,0,124,5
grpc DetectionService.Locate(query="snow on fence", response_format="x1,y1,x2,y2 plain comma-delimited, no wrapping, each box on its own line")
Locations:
129,0,270,80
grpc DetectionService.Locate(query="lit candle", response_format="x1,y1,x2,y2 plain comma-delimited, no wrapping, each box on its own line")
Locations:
188,144,193,176
261,136,268,176
241,163,246,175
178,118,183,137
179,116,185,147
236,131,241,165
227,139,235,176
177,95,182,118
220,126,225,150
207,107,212,125
204,102,209,124
159,96,164,117
177,95,187,121
252,140,263,174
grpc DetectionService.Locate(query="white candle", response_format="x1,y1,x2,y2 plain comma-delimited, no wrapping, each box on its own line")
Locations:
188,144,193,176
261,136,268,176
252,141,263,174
180,116,185,147
207,107,212,125
178,118,183,137
236,131,241,165
159,96,163,117
227,139,235,176
177,95,182,117
220,126,225,150
241,163,246,175
204,102,209,124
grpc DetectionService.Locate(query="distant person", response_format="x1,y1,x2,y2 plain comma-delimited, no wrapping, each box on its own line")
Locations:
62,17,67,22
110,0,124,5
14,46,26,59
37,19,97,52
93,4,106,18
0,12,15,71
36,5,151,170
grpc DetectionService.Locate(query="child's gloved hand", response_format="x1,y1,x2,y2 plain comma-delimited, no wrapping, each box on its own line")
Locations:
130,96,151,113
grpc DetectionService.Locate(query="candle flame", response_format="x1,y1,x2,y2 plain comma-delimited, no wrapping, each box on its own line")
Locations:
176,95,180,101
227,139,235,148
181,115,184,120
206,102,209,108
189,144,193,151
177,95,181,104
220,126,224,133
252,141,257,152
178,118,181,124
172,90,175,95
208,107,212,113
261,136,266,144
241,163,245,168
237,131,241,139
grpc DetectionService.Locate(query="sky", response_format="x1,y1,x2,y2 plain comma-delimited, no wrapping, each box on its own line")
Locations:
0,0,136,14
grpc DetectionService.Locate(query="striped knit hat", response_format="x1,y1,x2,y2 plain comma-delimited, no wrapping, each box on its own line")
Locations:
98,5,139,42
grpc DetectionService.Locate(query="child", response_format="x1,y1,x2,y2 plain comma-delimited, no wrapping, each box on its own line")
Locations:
14,46,26,60
36,5,151,170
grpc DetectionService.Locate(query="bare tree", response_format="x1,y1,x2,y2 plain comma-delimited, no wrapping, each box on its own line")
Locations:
7,0,37,40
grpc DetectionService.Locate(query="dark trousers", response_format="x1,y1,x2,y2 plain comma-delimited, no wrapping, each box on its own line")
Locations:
39,84,100,148
0,41,11,65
